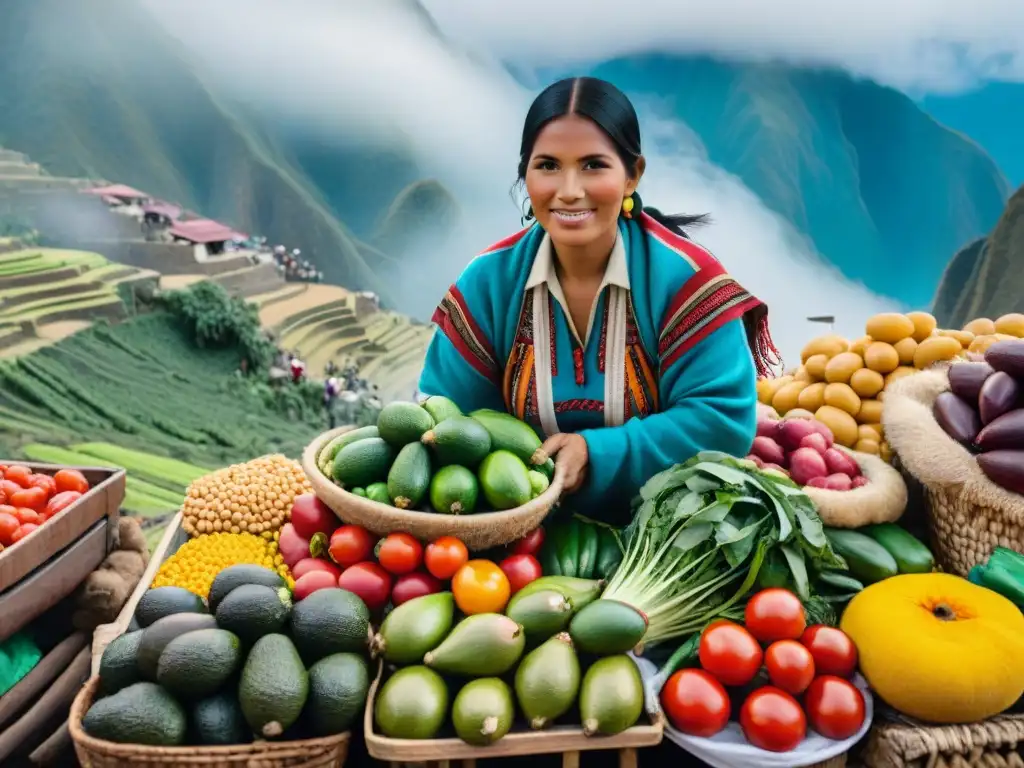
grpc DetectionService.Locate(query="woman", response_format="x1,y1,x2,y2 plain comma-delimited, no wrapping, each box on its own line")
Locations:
419,77,778,517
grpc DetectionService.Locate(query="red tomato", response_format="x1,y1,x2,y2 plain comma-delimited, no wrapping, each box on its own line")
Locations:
11,523,39,543
1,480,22,499
44,491,82,518
510,528,545,557
377,533,423,575
9,486,47,512
28,474,57,498
328,525,376,568
799,625,858,678
54,469,90,495
764,640,815,695
391,572,443,606
338,562,392,611
289,493,337,540
292,570,339,601
4,466,32,488
14,508,40,525
499,553,542,594
740,686,807,752
699,621,763,687
744,588,806,643
424,536,469,580
803,676,866,740
661,668,731,737
0,512,19,545
291,557,342,581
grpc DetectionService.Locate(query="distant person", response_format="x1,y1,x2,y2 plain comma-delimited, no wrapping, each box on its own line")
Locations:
324,377,341,428
289,355,306,384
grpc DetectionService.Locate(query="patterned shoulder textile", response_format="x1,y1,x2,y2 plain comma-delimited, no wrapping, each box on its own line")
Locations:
624,297,659,419
502,290,540,424
431,284,500,383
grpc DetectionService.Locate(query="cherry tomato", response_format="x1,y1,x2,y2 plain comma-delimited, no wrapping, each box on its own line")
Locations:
799,625,858,678
9,486,47,512
289,493,337,540
292,570,338,601
377,533,424,575
740,686,807,752
499,553,542,594
327,525,375,568
1,480,22,499
424,536,469,580
28,474,57,498
44,491,83,518
0,512,19,545
11,523,39,543
699,621,763,687
745,588,806,643
391,572,443,606
510,528,545,557
54,469,90,495
803,675,866,740
661,668,731,737
291,557,342,581
451,560,511,614
337,561,392,611
764,640,815,695
14,507,40,525
4,466,32,488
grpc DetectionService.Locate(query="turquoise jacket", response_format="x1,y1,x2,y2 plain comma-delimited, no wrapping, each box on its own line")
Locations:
419,213,772,519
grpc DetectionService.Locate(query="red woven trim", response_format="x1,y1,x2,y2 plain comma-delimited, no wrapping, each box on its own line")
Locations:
659,277,760,371
479,226,532,255
432,285,499,382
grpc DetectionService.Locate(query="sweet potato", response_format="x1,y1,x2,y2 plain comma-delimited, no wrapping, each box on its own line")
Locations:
977,450,1024,494
976,409,1024,452
933,391,981,446
984,339,1024,380
979,371,1020,425
947,361,994,403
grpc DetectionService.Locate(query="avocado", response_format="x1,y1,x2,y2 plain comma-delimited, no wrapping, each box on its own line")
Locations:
98,630,144,695
387,442,432,509
421,415,492,468
332,437,396,489
515,633,580,729
290,587,371,664
365,482,391,505
470,410,546,466
82,681,187,746
569,599,648,655
134,586,207,628
215,584,292,645
372,592,455,664
452,678,514,745
505,589,573,644
318,425,380,476
156,628,243,699
239,633,309,739
208,564,286,613
191,691,249,746
428,465,479,515
422,395,462,425
137,612,218,680
374,666,448,739
478,450,532,510
579,655,644,736
303,652,370,736
423,613,525,676
513,575,604,611
528,470,550,498
378,401,435,446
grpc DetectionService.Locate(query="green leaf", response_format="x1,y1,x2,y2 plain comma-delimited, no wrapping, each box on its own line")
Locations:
639,465,696,501
780,543,811,600
690,462,753,488
793,504,829,549
716,515,764,568
685,474,721,494
762,491,793,541
673,492,707,521
691,450,734,465
687,501,733,527
673,523,715,551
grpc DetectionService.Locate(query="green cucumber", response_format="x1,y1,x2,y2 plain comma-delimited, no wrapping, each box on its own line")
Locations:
575,519,599,580
859,523,935,575
318,426,380,476
332,438,395,489
387,442,432,509
469,410,546,466
824,528,899,584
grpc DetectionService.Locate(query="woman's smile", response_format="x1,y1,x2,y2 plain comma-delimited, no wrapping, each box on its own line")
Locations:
551,209,595,226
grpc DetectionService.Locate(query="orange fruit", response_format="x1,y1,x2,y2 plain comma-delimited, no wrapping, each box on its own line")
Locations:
451,559,511,614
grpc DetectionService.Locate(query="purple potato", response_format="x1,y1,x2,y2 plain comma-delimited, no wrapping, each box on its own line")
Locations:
976,409,1024,452
947,362,994,403
933,391,982,447
977,450,1024,495
979,372,1020,425
984,340,1024,380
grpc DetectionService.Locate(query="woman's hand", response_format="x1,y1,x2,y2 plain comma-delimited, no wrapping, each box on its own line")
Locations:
541,433,589,494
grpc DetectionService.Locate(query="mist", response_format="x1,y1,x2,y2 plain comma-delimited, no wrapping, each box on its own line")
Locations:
144,0,899,363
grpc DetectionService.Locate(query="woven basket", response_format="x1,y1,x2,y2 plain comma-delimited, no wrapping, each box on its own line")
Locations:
802,446,908,528
882,369,1024,576
70,677,350,768
863,704,1024,768
302,426,564,551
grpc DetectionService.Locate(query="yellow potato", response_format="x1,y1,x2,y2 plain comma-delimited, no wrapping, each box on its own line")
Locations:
801,335,849,363
772,381,807,414
797,382,827,412
867,313,916,344
913,336,962,369
849,336,873,357
963,318,996,336
824,383,862,416
994,313,1024,337
824,352,865,384
893,337,917,366
905,311,937,343
859,423,883,441
850,368,885,398
938,328,975,348
854,438,880,455
884,367,917,389
815,406,859,447
805,354,829,381
864,342,900,374
857,398,884,425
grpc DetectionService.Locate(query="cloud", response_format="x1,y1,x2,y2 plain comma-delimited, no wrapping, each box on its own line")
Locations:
144,0,898,361
421,0,1024,94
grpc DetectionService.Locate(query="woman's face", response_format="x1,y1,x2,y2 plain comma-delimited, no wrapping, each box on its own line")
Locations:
525,115,642,250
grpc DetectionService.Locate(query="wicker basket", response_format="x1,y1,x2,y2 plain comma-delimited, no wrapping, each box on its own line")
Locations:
882,369,1024,576
302,426,564,551
70,677,350,768
863,704,1024,768
802,446,908,528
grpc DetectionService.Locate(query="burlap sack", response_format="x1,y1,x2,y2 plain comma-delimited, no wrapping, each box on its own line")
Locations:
802,448,908,528
882,369,1024,575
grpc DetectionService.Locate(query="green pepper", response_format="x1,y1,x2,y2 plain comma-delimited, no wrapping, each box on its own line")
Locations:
976,562,1024,609
594,527,623,580
989,547,1024,580
968,564,986,586
575,517,599,579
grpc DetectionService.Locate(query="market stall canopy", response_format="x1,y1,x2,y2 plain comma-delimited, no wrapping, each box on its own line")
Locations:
169,218,247,245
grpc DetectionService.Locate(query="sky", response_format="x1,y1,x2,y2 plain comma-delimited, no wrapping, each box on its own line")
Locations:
141,0,1024,361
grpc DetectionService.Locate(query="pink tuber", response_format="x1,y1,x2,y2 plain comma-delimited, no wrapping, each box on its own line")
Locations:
851,475,870,489
824,473,853,491
751,436,787,466
823,447,860,478
788,447,829,485
799,432,829,455
777,418,820,452
745,454,766,468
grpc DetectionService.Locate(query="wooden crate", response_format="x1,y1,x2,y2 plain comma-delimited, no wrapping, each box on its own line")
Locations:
364,661,664,768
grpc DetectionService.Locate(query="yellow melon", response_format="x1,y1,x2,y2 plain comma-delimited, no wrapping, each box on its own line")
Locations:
905,311,937,343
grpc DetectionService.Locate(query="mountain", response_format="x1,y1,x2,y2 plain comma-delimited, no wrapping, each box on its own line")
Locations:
933,185,1024,328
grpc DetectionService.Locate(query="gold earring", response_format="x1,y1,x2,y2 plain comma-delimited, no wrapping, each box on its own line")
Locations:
622,196,634,218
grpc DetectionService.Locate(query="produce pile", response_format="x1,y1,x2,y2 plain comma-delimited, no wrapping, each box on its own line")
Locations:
0,463,93,552
747,411,868,490
660,588,866,751
758,311,1024,459
316,397,554,512
87,568,373,746
934,338,1024,493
